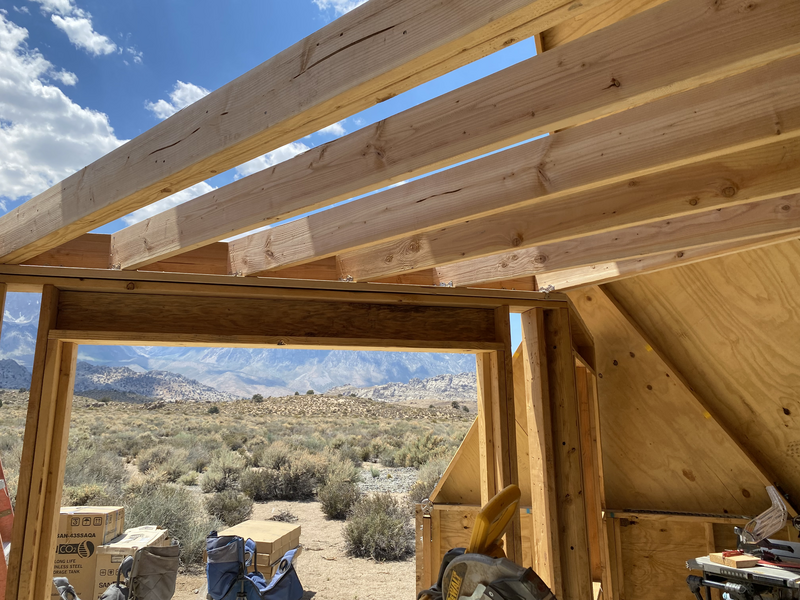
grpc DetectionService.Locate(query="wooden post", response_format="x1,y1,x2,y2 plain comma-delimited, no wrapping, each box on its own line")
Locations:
7,286,78,600
521,307,594,600
475,307,522,564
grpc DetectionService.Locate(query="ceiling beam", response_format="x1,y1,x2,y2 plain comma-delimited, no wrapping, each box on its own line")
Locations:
0,0,593,265
536,234,800,291
228,56,800,276
433,193,800,286
110,0,800,271
336,136,800,280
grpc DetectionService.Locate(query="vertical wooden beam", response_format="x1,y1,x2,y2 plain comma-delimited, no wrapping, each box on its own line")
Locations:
477,352,497,505
6,288,76,600
0,283,6,342
522,307,594,600
521,308,562,596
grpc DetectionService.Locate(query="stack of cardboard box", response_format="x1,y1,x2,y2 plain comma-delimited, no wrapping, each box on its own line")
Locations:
218,520,301,579
52,507,170,600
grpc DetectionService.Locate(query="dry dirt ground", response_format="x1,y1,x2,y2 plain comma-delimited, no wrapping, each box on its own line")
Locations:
173,500,416,600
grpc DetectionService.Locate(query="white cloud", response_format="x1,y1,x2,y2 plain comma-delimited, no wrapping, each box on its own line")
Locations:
50,11,116,55
0,13,124,203
313,0,368,16
121,182,216,225
29,0,117,56
145,80,210,119
234,142,310,179
51,68,77,85
14,6,31,14
126,46,143,65
313,120,346,137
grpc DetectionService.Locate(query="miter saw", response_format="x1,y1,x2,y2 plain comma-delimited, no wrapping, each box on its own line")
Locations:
418,485,557,600
687,486,800,600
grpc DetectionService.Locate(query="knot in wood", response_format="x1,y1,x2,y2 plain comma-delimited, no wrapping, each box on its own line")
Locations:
781,204,791,212
126,282,135,290
532,254,547,265
688,197,699,206
408,240,420,253
511,236,522,247
722,186,737,198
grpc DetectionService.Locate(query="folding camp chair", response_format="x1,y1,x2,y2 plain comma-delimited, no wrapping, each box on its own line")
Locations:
100,544,181,600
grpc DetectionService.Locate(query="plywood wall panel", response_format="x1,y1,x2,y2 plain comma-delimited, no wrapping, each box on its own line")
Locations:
605,240,800,508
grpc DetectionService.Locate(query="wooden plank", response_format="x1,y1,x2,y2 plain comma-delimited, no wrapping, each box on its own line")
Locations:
568,287,787,515
33,341,78,600
599,285,798,517
605,243,800,515
112,0,800,270
477,354,498,506
577,367,603,582
54,291,499,346
233,54,800,276
0,283,5,342
0,0,594,265
6,286,59,600
537,233,800,291
521,309,562,597
433,190,800,288
344,136,800,281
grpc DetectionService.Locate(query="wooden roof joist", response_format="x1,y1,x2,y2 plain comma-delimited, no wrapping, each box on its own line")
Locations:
107,0,800,271
433,193,800,286
0,0,599,265
229,56,800,276
336,136,800,280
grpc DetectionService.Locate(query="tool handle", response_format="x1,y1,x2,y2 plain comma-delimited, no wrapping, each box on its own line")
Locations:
467,484,521,555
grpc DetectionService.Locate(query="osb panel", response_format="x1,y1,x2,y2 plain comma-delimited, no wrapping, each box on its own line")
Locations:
569,289,768,515
606,240,800,508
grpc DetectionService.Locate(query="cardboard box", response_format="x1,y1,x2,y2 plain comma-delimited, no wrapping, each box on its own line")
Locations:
94,526,170,598
51,507,125,600
219,520,300,558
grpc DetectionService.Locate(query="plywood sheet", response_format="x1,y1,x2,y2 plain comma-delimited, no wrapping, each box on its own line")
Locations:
606,240,800,507
569,289,768,515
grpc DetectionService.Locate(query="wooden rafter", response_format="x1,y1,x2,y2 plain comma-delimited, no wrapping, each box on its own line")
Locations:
336,136,800,281
229,56,800,277
108,0,800,271
0,0,597,265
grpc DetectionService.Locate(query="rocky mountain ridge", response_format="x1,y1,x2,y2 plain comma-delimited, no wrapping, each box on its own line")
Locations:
328,371,476,403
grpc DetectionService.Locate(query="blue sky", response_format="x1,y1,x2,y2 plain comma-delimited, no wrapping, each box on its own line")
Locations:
0,0,534,346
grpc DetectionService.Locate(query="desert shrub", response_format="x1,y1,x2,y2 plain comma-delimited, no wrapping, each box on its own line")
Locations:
204,490,253,526
344,493,414,561
370,466,380,479
125,477,222,564
179,470,199,486
208,405,220,414
252,441,292,470
394,433,447,468
270,510,297,523
276,453,316,500
306,390,314,395
137,445,173,473
409,457,449,503
64,446,128,499
252,394,263,403
200,448,247,492
161,449,190,482
451,401,460,409
63,483,118,506
323,454,360,485
319,478,360,520
240,468,280,501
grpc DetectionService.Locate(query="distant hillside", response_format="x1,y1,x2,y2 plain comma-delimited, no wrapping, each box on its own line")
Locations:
0,359,239,402
329,372,477,404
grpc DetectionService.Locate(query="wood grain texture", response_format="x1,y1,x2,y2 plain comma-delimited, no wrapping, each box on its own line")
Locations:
605,240,800,511
0,0,593,265
54,291,498,346
432,191,800,287
348,137,800,281
537,233,800,291
568,288,773,515
112,0,800,270
235,53,800,276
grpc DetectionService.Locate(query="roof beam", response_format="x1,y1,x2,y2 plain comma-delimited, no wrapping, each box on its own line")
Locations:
336,136,800,280
536,233,800,291
0,0,593,265
433,193,800,286
110,0,800,271
229,56,800,276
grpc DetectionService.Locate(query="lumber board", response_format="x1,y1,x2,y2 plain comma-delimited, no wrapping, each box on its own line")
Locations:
577,367,604,583
345,136,800,281
112,0,800,270
536,233,800,291
0,283,5,341
432,191,800,287
54,291,499,347
605,241,800,514
568,287,777,515
233,53,800,276
0,0,595,265
6,286,59,600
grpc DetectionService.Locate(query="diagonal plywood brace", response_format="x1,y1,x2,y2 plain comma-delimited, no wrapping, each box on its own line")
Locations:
595,285,799,517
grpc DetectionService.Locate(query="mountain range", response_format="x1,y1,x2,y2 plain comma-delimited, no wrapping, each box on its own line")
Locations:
1,291,476,397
